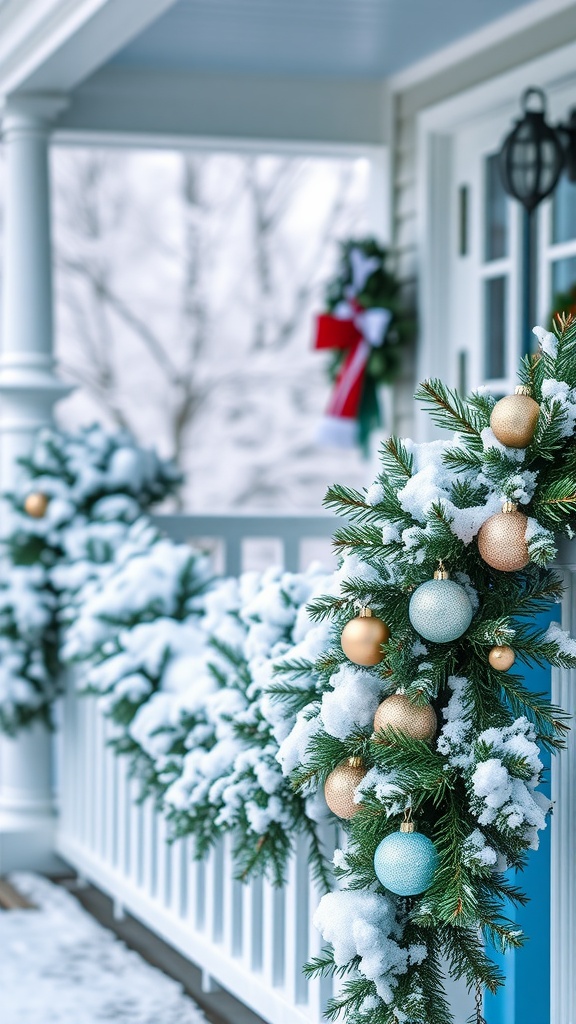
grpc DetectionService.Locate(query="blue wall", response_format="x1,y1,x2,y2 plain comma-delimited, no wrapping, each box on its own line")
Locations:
484,608,557,1024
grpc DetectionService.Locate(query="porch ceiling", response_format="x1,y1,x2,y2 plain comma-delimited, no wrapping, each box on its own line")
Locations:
109,0,537,79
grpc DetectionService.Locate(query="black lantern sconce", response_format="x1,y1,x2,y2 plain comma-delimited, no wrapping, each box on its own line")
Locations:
498,88,566,212
497,87,576,351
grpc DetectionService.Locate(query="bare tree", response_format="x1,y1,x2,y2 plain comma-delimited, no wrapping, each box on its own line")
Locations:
52,146,367,510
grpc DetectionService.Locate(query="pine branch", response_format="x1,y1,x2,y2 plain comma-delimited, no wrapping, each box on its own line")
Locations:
379,436,414,482
333,523,389,553
323,484,376,524
414,380,485,445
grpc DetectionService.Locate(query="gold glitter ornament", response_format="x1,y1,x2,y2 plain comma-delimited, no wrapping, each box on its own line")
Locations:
488,645,516,671
373,692,437,742
490,386,540,448
324,757,366,819
24,492,49,518
477,501,529,571
340,607,390,666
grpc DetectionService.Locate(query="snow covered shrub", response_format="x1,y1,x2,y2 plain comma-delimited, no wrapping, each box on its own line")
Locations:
0,425,181,733
66,556,333,885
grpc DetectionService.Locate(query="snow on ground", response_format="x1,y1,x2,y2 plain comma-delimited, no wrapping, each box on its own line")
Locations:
0,873,207,1024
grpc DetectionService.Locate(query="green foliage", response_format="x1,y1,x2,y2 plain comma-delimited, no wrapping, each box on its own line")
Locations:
272,316,576,1024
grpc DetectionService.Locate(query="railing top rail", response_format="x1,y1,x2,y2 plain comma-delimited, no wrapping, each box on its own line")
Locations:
152,513,340,539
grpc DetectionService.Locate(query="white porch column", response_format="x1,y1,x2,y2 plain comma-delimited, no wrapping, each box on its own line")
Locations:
0,94,70,872
551,538,576,1024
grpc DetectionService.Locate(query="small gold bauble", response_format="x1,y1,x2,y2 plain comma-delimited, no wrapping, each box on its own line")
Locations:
490,387,540,449
477,502,529,572
373,693,437,742
488,645,516,671
324,757,366,819
341,607,390,666
24,492,49,518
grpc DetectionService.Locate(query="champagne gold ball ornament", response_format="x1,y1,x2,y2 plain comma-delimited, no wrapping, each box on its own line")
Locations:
324,757,366,819
490,385,540,448
341,607,390,666
477,502,529,572
24,492,49,518
408,562,474,644
373,693,437,742
488,645,516,671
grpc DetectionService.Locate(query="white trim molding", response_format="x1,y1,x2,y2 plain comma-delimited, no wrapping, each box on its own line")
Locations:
0,0,178,98
551,539,576,1024
390,0,576,93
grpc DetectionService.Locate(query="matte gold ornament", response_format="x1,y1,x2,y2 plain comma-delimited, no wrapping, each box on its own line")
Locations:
373,692,437,742
477,501,529,571
24,492,49,518
324,757,366,819
490,385,540,448
341,607,390,666
488,645,516,671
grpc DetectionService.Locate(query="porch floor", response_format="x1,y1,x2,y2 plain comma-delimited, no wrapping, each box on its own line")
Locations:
60,875,267,1024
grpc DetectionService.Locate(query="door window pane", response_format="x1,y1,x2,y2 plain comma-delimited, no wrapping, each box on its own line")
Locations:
485,154,509,261
552,172,576,244
552,255,576,297
484,276,507,379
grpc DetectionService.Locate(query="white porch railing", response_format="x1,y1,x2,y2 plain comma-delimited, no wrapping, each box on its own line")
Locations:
151,513,341,575
55,514,340,1024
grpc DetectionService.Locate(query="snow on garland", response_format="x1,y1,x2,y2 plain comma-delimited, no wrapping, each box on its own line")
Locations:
273,317,576,1024
0,425,182,733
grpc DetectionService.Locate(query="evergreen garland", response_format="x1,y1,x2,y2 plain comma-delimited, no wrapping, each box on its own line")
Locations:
274,316,576,1024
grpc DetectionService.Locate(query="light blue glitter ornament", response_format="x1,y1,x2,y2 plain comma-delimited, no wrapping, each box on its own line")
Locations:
409,563,473,644
374,819,438,896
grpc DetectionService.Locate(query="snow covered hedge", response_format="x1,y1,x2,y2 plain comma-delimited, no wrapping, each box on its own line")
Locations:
64,557,333,884
0,426,181,733
0,423,334,884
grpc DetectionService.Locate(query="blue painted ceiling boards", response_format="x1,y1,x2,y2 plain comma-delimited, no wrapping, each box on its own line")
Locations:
109,0,539,79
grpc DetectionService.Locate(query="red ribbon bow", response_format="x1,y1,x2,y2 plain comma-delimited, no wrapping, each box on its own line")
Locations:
314,299,392,446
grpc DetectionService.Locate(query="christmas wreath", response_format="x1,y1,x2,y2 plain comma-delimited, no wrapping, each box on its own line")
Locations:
314,238,413,452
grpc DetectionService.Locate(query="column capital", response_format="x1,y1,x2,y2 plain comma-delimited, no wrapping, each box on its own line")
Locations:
1,91,69,131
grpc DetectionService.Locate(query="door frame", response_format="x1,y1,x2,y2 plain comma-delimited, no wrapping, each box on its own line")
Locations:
414,37,576,437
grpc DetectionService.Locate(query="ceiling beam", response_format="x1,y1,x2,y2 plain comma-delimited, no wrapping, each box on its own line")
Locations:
55,66,390,147
0,0,179,99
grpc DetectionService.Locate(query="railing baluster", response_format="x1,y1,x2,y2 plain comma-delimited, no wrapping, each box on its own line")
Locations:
115,751,128,873
262,875,285,989
141,798,157,896
204,840,225,943
307,823,336,1023
129,779,142,886
156,811,170,907
242,873,264,972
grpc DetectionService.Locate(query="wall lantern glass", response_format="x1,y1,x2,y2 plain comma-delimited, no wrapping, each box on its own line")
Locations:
498,87,565,213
